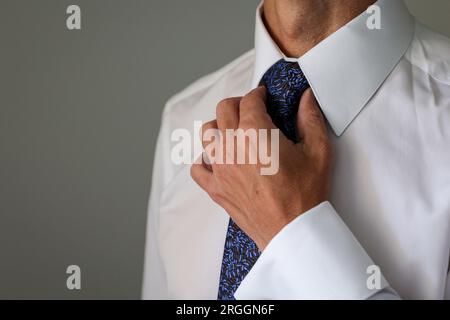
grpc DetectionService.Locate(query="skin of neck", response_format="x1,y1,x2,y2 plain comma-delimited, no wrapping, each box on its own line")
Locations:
263,0,377,57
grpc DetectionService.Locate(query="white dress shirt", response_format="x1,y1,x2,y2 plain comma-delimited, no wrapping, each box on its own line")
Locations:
142,0,450,300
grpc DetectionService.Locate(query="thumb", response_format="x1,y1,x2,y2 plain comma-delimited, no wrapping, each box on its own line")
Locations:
297,88,329,154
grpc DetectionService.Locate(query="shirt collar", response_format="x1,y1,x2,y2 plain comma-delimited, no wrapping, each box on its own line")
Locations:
252,0,415,136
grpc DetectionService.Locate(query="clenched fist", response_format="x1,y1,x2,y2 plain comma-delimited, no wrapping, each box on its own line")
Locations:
191,87,333,250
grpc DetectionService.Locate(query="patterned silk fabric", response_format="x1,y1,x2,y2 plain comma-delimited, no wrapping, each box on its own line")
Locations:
260,59,310,143
217,59,310,300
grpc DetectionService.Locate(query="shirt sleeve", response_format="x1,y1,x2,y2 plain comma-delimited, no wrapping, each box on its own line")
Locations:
141,110,171,299
235,202,397,300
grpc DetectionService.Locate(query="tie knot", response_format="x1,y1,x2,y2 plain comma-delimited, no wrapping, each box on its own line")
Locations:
259,59,310,142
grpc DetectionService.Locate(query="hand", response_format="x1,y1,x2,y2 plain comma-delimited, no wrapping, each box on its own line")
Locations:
190,87,333,250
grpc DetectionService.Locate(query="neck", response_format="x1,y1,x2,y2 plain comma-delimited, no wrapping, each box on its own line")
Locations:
263,0,376,57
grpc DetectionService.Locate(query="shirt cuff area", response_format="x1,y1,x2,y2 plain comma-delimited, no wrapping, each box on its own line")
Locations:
235,201,388,300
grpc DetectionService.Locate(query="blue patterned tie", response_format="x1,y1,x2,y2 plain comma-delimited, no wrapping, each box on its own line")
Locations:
217,59,310,300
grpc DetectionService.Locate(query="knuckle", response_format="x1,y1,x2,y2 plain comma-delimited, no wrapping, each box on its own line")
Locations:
190,164,200,180
201,120,214,133
240,109,262,125
201,124,209,137
209,188,222,203
190,165,199,183
239,117,255,129
240,93,255,107
217,98,236,115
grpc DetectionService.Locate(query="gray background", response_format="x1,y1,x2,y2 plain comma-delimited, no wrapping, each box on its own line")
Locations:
0,0,449,299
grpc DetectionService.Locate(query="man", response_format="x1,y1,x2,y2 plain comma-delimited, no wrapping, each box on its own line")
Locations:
143,0,450,299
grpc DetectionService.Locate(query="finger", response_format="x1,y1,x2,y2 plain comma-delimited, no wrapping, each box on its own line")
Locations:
200,120,219,150
296,88,329,154
190,157,213,192
239,86,273,128
216,97,241,133
201,152,213,172
201,120,224,167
